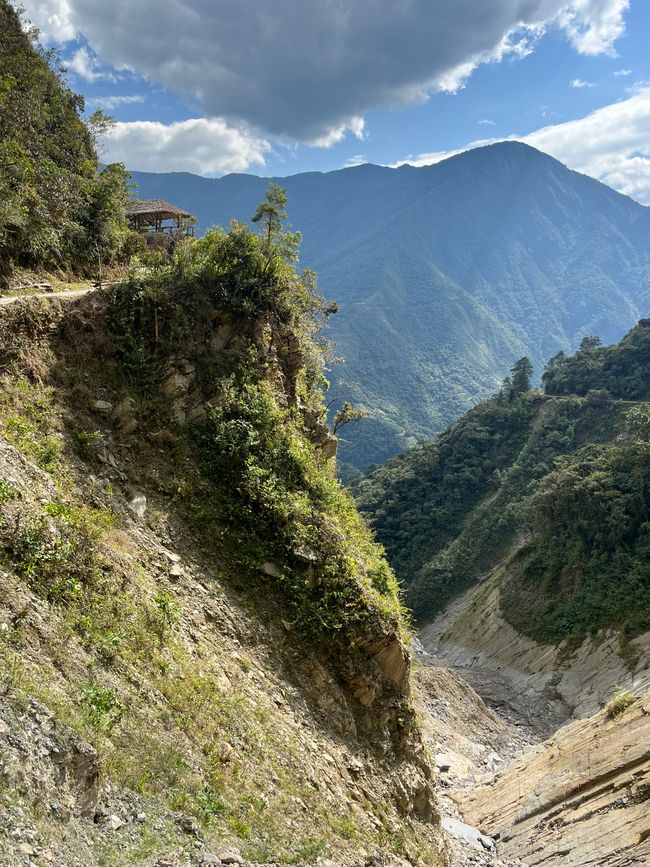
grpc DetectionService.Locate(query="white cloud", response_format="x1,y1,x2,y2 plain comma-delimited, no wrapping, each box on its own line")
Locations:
392,86,650,204
570,78,596,88
19,0,630,143
102,117,270,175
554,0,628,55
614,68,632,76
307,117,366,148
20,0,75,42
343,154,367,168
478,118,496,126
65,46,114,82
89,94,145,110
523,87,650,202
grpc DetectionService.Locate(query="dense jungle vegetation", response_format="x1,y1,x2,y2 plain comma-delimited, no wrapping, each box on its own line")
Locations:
353,324,650,646
0,0,131,286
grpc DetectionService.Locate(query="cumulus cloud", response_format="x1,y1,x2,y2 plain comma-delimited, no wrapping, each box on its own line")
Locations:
570,78,595,88
392,86,650,204
614,68,632,76
556,0,628,55
20,0,629,143
523,86,650,202
478,118,496,126
65,46,114,82
21,0,75,42
103,118,271,175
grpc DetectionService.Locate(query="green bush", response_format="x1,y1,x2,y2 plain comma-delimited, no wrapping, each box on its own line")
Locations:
0,2,130,281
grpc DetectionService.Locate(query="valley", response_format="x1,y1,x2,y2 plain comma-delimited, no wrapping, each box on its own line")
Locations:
2,5,649,862
414,582,650,867
131,144,650,472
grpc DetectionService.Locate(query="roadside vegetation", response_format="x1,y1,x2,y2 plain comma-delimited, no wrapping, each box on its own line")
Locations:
0,1,134,289
0,176,437,862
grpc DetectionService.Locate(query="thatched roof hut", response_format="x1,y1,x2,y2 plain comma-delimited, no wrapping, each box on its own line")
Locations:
126,199,196,235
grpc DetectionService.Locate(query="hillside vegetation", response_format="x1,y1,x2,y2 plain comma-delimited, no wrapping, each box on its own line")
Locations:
131,142,650,471
353,323,650,647
0,182,447,864
0,1,131,287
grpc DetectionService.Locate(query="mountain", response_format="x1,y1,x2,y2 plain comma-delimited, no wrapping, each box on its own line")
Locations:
130,143,650,471
352,321,650,646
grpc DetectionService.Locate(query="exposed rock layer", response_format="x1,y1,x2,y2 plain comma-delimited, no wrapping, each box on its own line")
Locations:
420,577,650,732
456,694,650,866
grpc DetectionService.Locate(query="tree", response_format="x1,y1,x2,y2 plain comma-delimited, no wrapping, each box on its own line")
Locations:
332,401,367,435
511,357,533,394
252,182,301,263
579,335,602,352
623,404,650,441
541,350,567,391
82,162,132,276
0,2,130,281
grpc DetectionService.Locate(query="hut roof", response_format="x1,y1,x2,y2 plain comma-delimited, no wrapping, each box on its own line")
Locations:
126,199,194,220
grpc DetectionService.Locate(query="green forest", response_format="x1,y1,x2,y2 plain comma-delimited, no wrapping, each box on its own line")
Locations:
0,0,131,286
353,325,650,646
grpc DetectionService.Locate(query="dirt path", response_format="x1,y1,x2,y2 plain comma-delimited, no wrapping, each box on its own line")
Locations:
0,287,95,307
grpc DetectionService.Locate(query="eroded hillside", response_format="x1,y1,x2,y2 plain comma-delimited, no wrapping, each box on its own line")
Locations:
0,242,446,866
353,327,650,866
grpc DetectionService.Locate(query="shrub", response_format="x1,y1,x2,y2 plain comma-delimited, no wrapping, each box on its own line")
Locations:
606,689,636,719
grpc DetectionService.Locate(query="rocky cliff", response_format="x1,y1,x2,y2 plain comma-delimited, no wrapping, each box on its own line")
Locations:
420,578,650,732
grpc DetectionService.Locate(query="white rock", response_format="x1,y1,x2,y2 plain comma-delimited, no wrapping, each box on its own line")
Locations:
107,814,123,831
442,816,493,851
92,399,113,413
128,493,147,518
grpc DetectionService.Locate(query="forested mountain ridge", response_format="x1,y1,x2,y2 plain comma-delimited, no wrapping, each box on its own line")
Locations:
352,322,650,646
131,143,650,471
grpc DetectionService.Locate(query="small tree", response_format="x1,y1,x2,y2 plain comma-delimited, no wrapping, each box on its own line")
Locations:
332,401,367,435
541,350,567,392
82,162,132,278
252,182,301,264
511,357,533,394
579,335,602,352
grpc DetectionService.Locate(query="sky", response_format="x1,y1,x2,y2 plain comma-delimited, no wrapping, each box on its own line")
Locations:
16,0,650,204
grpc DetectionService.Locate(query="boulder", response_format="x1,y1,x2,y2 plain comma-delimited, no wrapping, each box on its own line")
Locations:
128,493,147,518
91,399,113,414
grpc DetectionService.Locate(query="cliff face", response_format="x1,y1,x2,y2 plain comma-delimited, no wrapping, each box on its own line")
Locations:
0,288,444,866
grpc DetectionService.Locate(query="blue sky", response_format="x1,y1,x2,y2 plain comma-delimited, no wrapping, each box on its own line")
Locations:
18,0,650,202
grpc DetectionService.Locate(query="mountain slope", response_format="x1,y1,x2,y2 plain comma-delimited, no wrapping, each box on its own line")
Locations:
0,0,130,286
131,143,650,470
0,217,445,865
352,321,650,646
